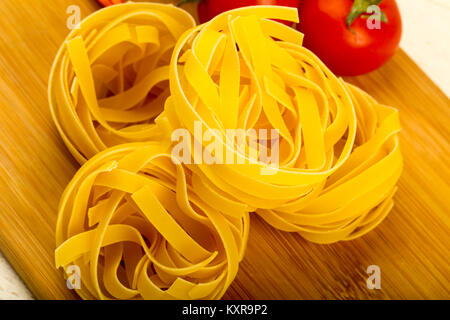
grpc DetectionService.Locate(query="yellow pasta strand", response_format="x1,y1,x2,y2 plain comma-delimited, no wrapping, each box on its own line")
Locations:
48,3,196,164
51,4,403,300
55,142,250,300
162,6,403,244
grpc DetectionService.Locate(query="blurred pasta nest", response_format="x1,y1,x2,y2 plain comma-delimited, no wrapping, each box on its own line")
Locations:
48,3,195,164
55,142,250,300
51,4,403,300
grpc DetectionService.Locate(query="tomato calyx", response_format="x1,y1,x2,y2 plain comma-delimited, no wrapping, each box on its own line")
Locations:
178,0,202,7
346,0,388,30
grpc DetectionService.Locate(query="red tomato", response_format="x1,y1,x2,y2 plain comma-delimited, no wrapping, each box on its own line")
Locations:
96,0,123,6
297,0,402,76
195,0,301,25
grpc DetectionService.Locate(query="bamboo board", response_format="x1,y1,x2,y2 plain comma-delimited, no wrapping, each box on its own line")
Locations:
0,0,448,300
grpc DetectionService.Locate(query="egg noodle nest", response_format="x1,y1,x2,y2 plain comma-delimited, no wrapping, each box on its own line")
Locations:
48,3,402,300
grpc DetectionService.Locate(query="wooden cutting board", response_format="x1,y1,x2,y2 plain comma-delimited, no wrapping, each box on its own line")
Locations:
0,0,448,300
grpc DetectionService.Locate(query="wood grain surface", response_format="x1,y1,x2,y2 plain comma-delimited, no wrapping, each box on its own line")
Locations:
0,0,448,300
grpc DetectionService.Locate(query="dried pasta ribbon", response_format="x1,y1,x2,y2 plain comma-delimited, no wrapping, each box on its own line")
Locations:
257,83,403,243
55,142,250,300
163,6,402,243
48,3,196,164
52,4,403,302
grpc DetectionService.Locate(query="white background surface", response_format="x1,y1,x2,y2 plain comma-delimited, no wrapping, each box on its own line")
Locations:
0,0,449,300
397,0,450,96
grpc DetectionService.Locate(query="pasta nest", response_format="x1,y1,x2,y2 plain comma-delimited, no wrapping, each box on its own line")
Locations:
55,142,250,300
51,4,404,300
49,3,195,164
163,6,403,243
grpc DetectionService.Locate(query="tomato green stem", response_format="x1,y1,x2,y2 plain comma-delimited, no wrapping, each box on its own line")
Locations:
346,0,388,30
178,0,202,7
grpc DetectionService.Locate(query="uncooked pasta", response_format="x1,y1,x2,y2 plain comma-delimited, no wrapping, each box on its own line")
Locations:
164,6,403,243
48,3,195,164
51,4,402,300
55,142,250,299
